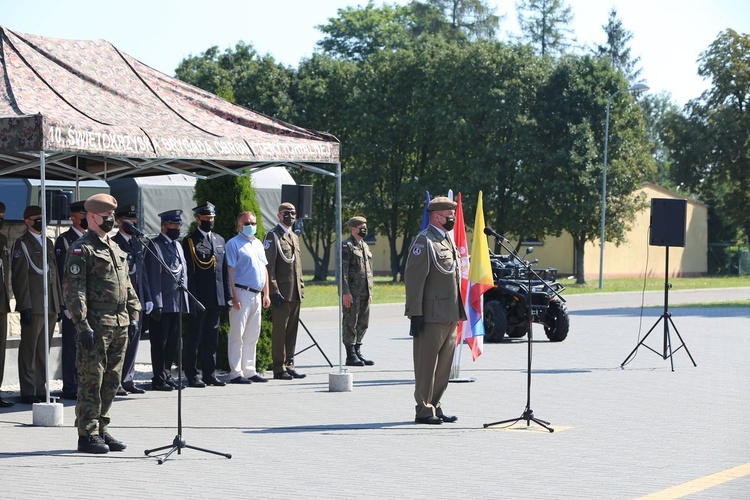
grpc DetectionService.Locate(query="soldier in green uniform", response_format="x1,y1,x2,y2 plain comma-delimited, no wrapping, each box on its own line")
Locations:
63,193,140,454
341,216,374,367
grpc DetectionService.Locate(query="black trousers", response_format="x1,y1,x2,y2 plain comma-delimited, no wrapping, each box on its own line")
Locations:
149,312,180,385
60,316,78,395
121,315,143,387
184,305,220,380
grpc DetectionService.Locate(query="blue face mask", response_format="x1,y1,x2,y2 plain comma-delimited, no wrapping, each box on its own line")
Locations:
242,223,257,237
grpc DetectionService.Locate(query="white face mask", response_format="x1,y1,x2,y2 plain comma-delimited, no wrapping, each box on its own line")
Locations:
242,223,257,237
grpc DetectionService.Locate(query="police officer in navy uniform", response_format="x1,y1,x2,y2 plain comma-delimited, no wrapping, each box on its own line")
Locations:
112,204,152,394
0,201,13,408
145,209,189,391
54,200,87,400
182,202,231,388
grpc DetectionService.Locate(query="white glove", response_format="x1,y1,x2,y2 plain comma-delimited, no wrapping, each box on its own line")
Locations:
144,301,154,314
63,309,72,320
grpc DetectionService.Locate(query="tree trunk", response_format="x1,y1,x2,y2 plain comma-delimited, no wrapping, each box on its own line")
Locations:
573,235,586,284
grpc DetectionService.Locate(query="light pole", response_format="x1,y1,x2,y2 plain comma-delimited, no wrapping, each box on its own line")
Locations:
598,82,649,289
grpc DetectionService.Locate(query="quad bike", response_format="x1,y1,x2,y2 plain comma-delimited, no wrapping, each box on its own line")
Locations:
481,248,569,342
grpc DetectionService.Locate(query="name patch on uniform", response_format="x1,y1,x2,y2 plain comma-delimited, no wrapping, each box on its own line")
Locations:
69,264,80,275
411,243,424,256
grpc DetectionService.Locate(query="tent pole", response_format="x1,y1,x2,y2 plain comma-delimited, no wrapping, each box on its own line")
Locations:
40,152,51,403
335,162,343,372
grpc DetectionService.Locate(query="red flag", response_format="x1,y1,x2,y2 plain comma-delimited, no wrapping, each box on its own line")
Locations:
453,193,470,344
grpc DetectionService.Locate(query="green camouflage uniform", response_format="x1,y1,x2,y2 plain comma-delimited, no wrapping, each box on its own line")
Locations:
63,231,140,437
341,235,373,346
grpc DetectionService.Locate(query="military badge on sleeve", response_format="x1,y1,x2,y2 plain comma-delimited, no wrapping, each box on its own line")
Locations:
69,264,80,275
264,240,271,250
411,243,424,256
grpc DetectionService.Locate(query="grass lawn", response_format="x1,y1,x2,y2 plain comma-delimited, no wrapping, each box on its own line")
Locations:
301,275,750,308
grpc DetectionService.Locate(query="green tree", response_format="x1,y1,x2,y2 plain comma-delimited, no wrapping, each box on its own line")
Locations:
594,7,641,82
415,0,502,40
516,0,575,57
533,55,653,283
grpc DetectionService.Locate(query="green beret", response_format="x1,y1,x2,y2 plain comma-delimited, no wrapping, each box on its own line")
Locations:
347,216,367,228
428,196,457,211
84,193,117,214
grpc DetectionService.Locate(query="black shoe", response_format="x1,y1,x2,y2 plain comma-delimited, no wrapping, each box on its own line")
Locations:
165,378,182,389
415,416,443,425
248,375,268,383
188,377,206,388
0,397,14,408
273,371,293,380
286,369,306,379
116,386,128,396
355,345,375,366
122,384,145,394
203,376,226,387
21,395,42,404
152,381,174,392
61,392,77,400
78,434,109,454
229,376,252,384
100,432,126,452
438,414,458,423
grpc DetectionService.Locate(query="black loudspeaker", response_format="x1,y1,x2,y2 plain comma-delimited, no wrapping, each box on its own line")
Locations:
42,189,73,223
649,198,686,247
281,184,313,220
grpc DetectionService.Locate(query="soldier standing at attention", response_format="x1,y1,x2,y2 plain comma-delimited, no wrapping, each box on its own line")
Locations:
11,205,62,404
54,200,87,400
112,204,152,394
63,193,140,454
341,216,374,367
404,196,466,425
182,202,231,388
264,202,305,380
0,202,13,408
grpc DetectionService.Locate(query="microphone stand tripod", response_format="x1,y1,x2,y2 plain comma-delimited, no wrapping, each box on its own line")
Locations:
136,231,232,464
483,234,562,433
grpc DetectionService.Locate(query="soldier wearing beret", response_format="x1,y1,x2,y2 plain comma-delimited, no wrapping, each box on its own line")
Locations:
145,209,189,391
264,202,306,380
0,201,13,408
404,196,466,425
54,200,88,400
112,204,152,394
63,193,140,454
341,216,374,367
182,202,231,387
11,205,62,404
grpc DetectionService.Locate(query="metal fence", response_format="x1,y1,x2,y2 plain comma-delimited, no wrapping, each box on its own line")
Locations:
708,243,750,275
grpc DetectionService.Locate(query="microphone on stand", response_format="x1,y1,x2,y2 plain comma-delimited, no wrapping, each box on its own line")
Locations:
483,227,507,241
121,219,147,238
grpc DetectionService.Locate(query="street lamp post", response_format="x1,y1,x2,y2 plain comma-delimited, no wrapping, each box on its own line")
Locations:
598,83,649,289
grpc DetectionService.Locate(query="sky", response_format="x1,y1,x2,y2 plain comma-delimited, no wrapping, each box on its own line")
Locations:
2,0,748,107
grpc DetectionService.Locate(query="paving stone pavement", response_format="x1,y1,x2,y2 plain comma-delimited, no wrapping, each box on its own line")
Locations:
0,288,748,499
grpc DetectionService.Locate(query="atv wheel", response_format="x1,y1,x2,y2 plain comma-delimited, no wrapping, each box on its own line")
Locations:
483,300,507,342
544,300,569,342
506,323,529,338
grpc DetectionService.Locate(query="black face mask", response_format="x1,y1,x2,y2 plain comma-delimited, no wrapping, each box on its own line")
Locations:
199,220,214,233
32,219,43,233
98,215,115,233
121,220,136,236
282,213,295,226
441,216,455,232
358,227,368,238
166,227,181,241
79,217,88,230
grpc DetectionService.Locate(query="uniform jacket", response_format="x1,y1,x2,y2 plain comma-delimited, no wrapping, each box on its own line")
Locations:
342,235,373,296
263,224,304,302
182,229,230,308
0,233,10,314
145,233,189,313
54,227,83,282
404,225,467,323
11,230,62,314
112,232,152,305
62,231,140,333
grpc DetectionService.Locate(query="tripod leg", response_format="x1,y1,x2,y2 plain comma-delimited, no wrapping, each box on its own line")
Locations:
296,319,334,368
483,416,521,428
144,444,173,455
621,316,662,367
667,315,697,367
184,443,232,459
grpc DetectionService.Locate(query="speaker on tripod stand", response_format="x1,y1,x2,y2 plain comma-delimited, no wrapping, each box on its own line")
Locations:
621,198,696,371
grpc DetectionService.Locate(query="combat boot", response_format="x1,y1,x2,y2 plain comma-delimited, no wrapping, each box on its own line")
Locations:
345,345,364,366
100,431,127,451
355,344,374,366
78,434,109,454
